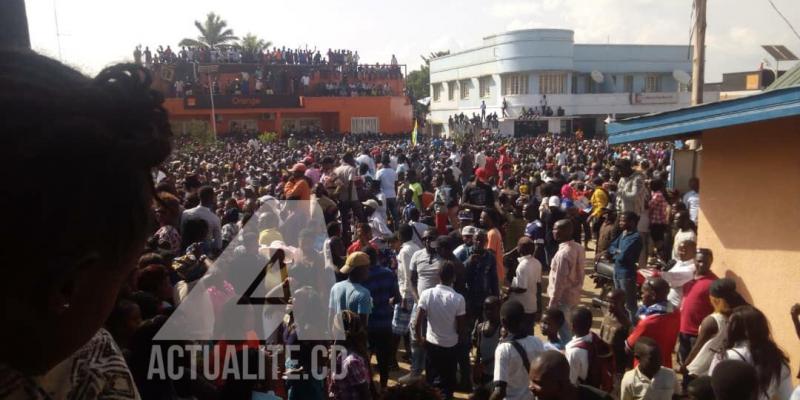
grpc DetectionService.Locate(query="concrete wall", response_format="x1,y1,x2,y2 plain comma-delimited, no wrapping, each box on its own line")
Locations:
698,117,800,376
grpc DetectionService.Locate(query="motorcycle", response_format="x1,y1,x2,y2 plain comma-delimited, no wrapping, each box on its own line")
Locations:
590,256,668,308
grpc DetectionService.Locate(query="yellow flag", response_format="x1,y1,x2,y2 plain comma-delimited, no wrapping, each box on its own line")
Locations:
411,120,418,146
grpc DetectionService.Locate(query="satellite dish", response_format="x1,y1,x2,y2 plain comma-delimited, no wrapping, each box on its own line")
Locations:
591,70,604,83
673,70,691,85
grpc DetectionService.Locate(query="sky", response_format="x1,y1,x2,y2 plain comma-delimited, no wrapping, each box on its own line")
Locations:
25,0,800,82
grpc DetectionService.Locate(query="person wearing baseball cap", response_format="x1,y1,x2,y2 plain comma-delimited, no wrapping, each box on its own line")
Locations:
284,162,311,201
363,198,392,239
329,251,373,328
454,225,479,263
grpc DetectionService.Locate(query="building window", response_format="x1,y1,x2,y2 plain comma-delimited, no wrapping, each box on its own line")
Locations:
460,79,470,100
571,74,578,94
433,83,442,102
479,76,492,98
624,75,634,92
448,81,457,101
351,117,379,134
584,75,595,94
502,74,529,95
645,75,661,92
539,73,566,94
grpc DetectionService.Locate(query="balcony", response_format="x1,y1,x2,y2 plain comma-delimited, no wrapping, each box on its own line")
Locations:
149,62,406,99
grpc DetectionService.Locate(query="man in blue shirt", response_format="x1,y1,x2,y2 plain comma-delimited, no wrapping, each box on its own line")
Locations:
605,211,643,323
361,246,400,389
329,251,373,331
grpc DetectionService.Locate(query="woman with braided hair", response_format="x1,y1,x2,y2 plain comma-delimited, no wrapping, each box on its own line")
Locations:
0,49,172,398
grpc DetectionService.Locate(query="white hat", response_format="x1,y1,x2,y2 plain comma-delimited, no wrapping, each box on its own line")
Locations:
259,240,299,263
362,199,380,210
548,196,561,208
461,225,478,236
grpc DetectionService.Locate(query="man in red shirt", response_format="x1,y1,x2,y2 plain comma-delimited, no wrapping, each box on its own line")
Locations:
626,277,680,368
677,248,717,388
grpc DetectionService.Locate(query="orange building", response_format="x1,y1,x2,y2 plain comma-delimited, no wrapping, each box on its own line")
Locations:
609,83,800,380
151,63,413,136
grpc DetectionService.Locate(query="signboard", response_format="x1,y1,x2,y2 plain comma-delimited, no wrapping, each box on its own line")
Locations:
184,95,302,109
631,92,678,105
745,73,760,90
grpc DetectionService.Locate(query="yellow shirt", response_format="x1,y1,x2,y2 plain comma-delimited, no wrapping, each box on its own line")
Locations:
590,188,609,218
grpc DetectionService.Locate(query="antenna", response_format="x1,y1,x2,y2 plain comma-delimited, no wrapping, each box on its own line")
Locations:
591,70,604,83
53,0,63,60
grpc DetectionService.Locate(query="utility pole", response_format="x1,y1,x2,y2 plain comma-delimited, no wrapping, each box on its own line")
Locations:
691,0,707,105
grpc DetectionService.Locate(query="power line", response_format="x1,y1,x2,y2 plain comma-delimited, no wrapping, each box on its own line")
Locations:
767,0,800,42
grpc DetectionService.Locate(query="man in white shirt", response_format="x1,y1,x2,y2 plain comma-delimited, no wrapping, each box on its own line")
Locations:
565,307,595,384
671,211,697,260
682,177,700,225
392,224,422,366
491,299,545,400
375,156,399,227
355,148,376,177
621,337,679,400
415,261,466,399
181,186,222,252
659,240,697,308
508,237,542,335
362,199,392,239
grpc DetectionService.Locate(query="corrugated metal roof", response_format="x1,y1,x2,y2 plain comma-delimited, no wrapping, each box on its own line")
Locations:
766,62,800,91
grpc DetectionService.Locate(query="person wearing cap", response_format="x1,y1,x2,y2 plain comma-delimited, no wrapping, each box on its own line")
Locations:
454,225,478,263
363,198,392,240
462,168,495,224
508,236,543,335
543,194,566,268
329,251,373,329
284,162,311,201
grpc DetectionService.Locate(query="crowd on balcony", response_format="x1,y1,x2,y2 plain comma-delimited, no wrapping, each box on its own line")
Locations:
448,112,500,133
133,44,402,75
518,105,566,120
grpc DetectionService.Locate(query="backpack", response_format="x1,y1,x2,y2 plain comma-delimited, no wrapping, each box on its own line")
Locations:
574,332,615,393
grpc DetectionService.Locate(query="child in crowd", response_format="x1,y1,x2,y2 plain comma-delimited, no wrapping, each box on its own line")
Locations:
541,308,566,351
620,337,678,400
471,296,501,388
599,288,632,389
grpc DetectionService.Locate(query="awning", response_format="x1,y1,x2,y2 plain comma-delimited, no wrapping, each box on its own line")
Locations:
607,86,800,144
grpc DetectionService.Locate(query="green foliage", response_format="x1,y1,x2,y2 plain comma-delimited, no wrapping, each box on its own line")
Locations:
239,33,272,62
259,132,278,143
179,12,239,49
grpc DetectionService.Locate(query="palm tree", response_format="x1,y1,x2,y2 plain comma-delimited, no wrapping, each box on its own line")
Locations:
179,12,238,49
238,33,272,63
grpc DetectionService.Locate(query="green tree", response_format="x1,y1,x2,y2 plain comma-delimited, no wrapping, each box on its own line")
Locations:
407,50,449,119
238,33,272,63
179,12,239,49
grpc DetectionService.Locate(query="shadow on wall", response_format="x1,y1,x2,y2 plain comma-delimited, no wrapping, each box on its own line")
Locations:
698,119,800,252
723,270,754,306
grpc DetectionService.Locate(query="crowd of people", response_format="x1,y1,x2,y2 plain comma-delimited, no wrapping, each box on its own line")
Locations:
135,45,400,69
4,50,800,400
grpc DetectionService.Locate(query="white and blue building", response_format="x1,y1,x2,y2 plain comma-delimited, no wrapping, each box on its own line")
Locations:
428,28,719,137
